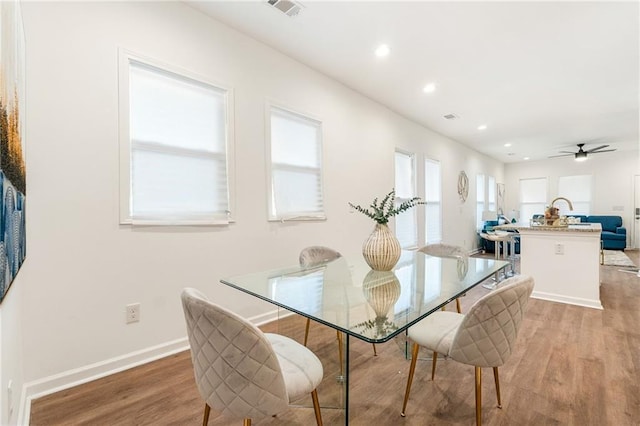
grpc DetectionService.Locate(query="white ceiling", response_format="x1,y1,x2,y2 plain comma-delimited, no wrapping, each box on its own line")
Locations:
187,1,639,163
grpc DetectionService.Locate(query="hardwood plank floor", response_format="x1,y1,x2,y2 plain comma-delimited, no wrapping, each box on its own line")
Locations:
30,251,640,425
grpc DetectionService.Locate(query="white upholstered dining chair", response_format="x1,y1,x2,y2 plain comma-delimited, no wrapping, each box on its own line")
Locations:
299,246,343,347
400,274,534,426
418,243,468,313
299,246,379,359
181,288,324,426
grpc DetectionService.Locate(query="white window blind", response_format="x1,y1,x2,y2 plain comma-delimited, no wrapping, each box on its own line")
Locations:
425,158,442,244
558,175,592,216
476,174,485,230
488,176,496,212
122,57,231,224
395,151,417,249
520,177,547,221
269,106,324,221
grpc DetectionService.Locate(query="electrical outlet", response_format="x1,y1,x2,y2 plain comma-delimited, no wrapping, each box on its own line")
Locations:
126,303,140,324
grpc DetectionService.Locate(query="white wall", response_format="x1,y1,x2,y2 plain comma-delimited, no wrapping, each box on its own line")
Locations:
0,2,503,424
504,150,638,247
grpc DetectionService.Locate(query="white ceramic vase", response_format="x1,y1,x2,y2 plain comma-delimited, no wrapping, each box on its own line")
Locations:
362,223,401,271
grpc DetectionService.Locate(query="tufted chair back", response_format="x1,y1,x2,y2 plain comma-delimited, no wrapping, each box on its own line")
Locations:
299,246,342,267
448,275,534,368
181,288,289,420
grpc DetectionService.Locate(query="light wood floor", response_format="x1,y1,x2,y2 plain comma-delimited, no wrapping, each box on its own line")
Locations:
31,251,640,425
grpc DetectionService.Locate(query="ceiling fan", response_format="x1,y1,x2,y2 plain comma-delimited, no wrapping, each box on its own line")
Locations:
548,143,616,161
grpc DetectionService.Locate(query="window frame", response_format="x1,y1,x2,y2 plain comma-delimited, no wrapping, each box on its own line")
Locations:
424,157,442,244
476,173,486,230
394,149,418,249
519,177,548,222
487,175,496,213
557,174,593,216
118,49,235,225
265,102,326,222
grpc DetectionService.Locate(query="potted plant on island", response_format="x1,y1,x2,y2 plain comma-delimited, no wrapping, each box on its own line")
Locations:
349,189,424,271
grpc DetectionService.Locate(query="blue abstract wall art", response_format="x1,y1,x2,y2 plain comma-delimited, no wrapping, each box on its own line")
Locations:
0,0,26,303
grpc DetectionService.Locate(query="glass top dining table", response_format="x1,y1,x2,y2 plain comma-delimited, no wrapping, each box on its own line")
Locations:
221,250,509,344
220,250,509,424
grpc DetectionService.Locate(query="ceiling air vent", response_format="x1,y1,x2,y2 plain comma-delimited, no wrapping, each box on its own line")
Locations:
267,0,304,17
443,113,459,120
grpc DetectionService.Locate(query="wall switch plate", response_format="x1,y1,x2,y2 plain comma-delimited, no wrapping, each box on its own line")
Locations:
126,303,140,324
555,243,564,255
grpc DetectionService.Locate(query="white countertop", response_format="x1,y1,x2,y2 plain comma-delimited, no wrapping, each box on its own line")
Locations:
495,222,602,233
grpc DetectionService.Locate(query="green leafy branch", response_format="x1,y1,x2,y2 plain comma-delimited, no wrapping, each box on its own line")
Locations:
349,189,425,225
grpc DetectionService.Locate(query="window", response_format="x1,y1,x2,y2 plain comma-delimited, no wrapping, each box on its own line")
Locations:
476,174,485,230
268,106,324,221
119,52,233,224
395,150,417,248
488,176,496,213
424,158,442,244
558,175,592,215
520,177,547,221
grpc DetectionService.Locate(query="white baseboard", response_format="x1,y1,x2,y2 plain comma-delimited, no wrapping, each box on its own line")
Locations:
18,337,189,425
531,291,604,310
17,307,286,425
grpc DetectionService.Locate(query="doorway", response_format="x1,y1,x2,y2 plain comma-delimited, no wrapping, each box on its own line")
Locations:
635,175,640,248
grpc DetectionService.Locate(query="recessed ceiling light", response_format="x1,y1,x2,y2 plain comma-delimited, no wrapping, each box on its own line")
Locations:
423,83,436,93
477,124,487,131
504,143,512,147
374,44,390,57
523,157,530,160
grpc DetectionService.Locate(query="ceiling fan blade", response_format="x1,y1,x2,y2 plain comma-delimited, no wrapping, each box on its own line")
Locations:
590,149,616,154
585,144,609,153
557,151,575,154
548,153,574,158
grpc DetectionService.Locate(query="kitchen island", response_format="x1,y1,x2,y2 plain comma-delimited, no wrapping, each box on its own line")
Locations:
495,222,602,309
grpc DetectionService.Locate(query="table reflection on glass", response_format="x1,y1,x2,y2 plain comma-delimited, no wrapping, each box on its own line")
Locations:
221,250,509,424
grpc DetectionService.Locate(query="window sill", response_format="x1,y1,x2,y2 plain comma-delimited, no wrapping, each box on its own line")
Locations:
268,215,327,223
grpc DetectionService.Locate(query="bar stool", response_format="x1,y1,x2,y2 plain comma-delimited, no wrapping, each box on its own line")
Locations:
480,232,510,289
506,233,520,277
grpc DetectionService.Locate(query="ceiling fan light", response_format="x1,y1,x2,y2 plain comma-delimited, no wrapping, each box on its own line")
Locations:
575,151,588,161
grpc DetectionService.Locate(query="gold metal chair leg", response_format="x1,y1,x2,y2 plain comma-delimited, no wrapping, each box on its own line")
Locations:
243,419,251,426
456,298,462,313
203,403,211,426
441,305,446,311
475,366,482,426
431,351,438,380
311,389,323,426
304,318,311,346
493,367,502,408
337,330,344,376
372,343,377,356
401,343,420,417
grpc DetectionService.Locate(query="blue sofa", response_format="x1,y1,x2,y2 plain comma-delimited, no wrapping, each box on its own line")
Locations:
585,215,626,250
